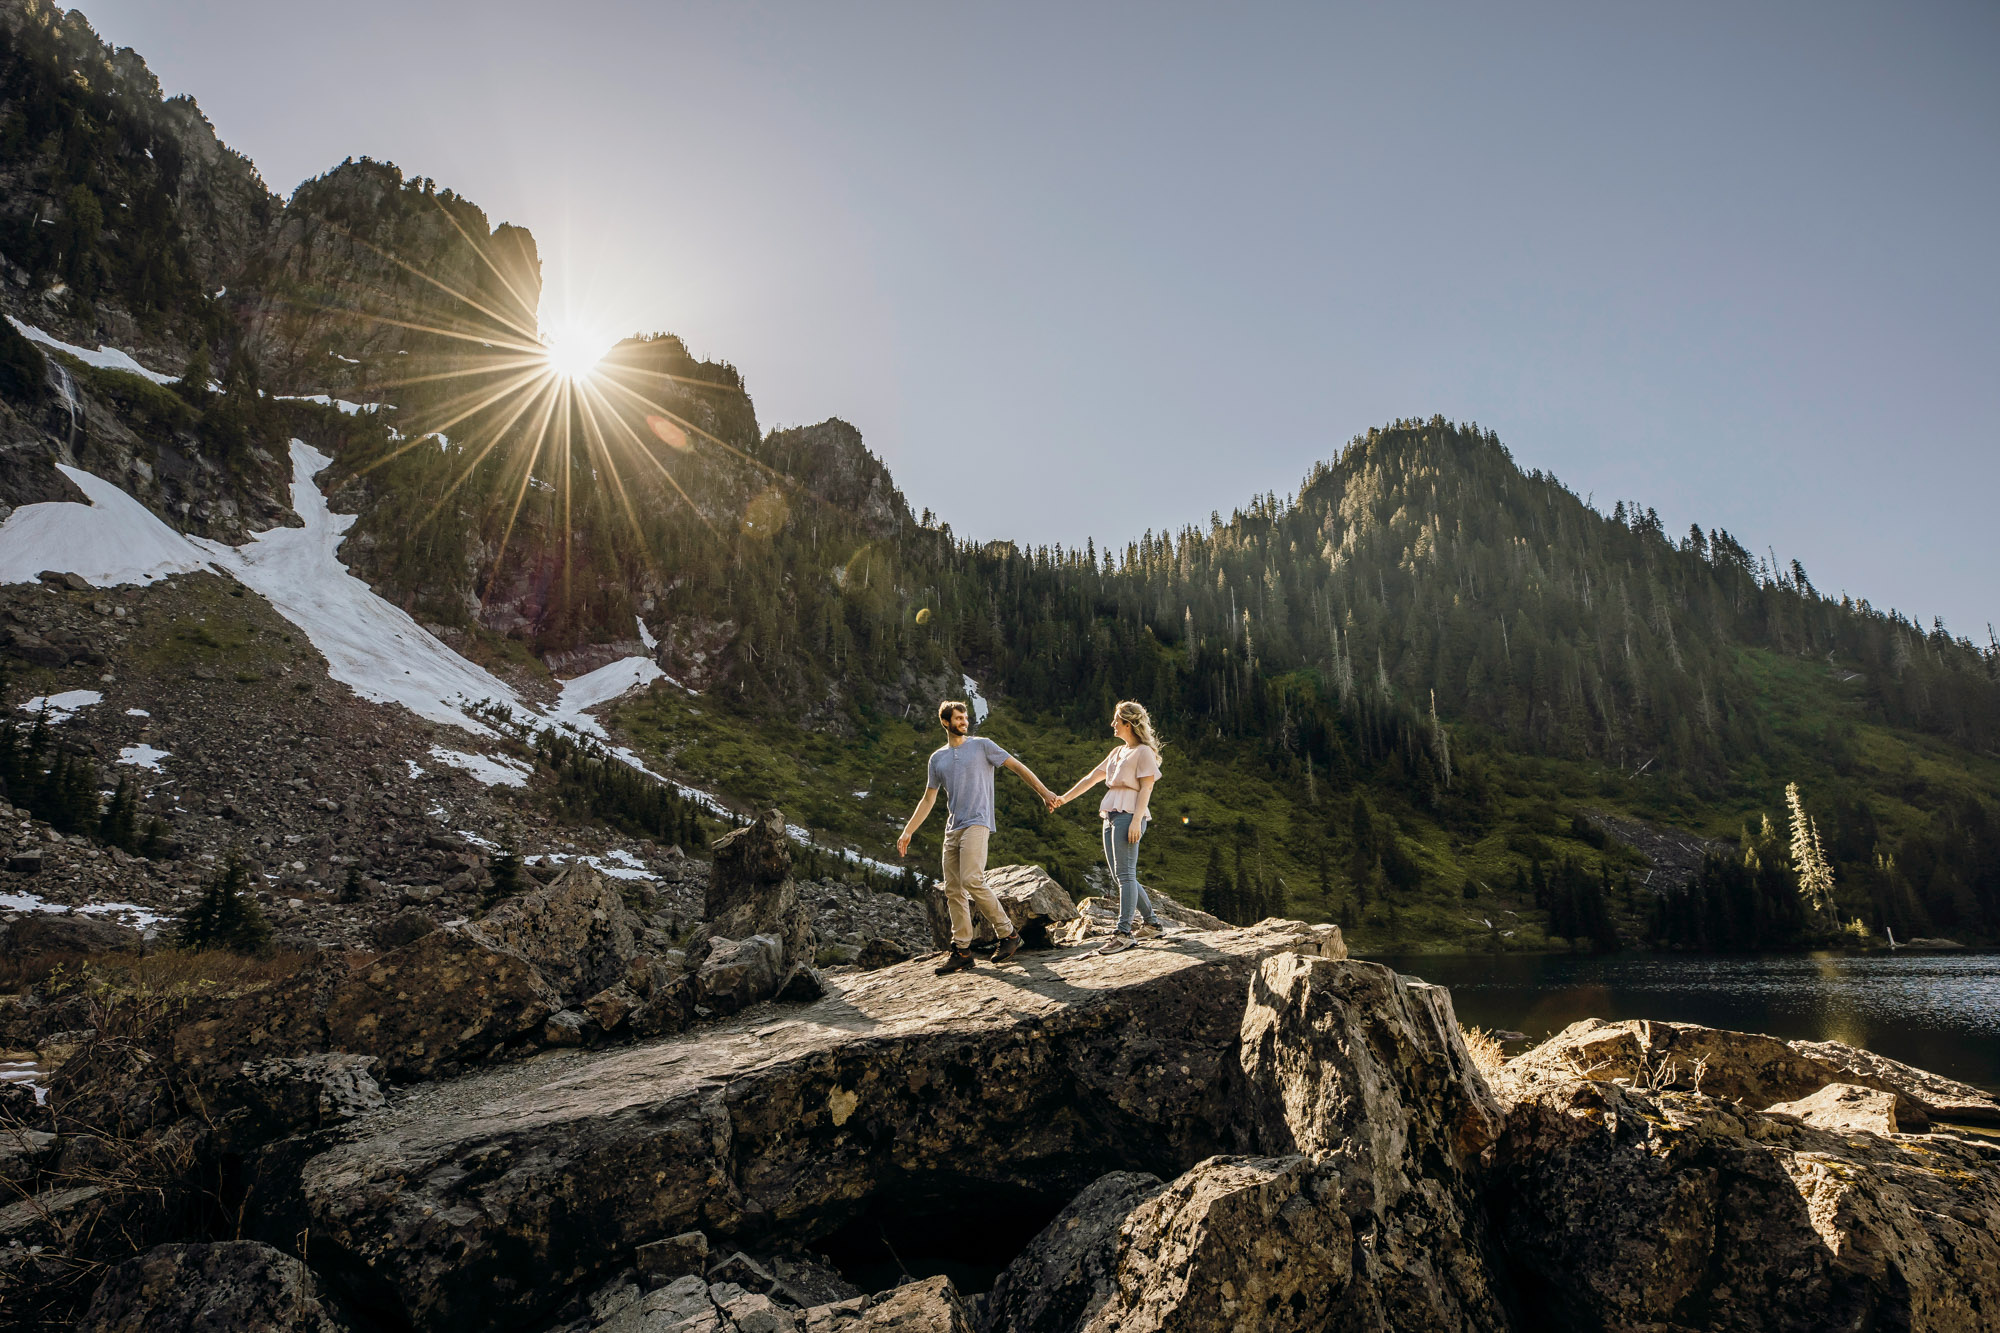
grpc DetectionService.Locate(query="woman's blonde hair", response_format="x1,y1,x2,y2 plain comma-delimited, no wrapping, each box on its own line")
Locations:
1114,700,1162,751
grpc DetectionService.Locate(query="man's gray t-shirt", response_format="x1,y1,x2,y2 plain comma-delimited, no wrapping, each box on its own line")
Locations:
927,737,1012,832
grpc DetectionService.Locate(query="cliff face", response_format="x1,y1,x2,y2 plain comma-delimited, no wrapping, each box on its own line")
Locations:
238,160,543,398
757,418,912,542
0,0,274,366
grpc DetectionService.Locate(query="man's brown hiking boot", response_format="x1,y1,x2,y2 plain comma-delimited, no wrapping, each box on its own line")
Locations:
935,947,976,975
991,933,1023,963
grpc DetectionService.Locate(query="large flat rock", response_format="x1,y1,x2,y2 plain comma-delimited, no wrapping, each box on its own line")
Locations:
281,921,1337,1333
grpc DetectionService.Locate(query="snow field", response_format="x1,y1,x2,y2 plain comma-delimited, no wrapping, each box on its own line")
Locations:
0,466,217,587
6,317,180,386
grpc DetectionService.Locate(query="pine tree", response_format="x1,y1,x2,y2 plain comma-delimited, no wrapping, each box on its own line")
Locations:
98,775,137,850
176,857,272,955
1786,782,1837,926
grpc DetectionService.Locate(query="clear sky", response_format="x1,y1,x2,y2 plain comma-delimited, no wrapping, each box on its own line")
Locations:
79,1,1999,638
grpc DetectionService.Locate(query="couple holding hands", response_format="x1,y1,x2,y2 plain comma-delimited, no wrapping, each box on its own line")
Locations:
897,697,1167,974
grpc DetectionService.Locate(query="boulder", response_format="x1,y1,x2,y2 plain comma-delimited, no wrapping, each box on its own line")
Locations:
635,1229,709,1279
696,933,786,1016
279,921,1336,1332
234,1053,385,1137
372,910,435,950
471,865,637,1004
705,810,815,982
0,1124,57,1189
854,938,912,970
1512,1019,2000,1125
802,1275,973,1332
1226,955,1503,1327
1490,1077,2000,1332
78,1240,352,1332
921,864,1079,948
1766,1081,1927,1135
1788,1038,2000,1125
544,1009,594,1047
0,914,141,955
323,927,560,1079
1099,1155,1351,1333
981,1170,1167,1333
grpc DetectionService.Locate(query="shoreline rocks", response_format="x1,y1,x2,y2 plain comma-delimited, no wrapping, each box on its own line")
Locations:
6,897,1995,1333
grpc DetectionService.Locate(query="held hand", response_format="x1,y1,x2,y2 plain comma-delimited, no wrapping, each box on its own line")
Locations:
1043,789,1061,812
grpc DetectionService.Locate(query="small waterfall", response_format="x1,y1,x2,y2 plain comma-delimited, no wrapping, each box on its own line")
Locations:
45,357,81,453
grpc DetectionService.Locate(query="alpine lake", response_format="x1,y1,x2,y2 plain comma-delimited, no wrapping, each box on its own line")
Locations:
1368,949,2000,1096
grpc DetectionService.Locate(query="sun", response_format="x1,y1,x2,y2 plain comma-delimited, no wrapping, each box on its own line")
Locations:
541,324,618,382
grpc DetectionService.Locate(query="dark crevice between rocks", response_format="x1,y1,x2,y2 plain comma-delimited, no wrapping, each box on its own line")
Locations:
809,1176,1070,1300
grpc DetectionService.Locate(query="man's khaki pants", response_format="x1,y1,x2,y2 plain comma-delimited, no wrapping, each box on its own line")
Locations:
943,825,1015,949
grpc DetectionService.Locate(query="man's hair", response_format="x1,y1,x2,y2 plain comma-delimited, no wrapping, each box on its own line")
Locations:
938,699,969,726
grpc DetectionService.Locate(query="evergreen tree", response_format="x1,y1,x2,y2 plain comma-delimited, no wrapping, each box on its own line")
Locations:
98,775,137,850
175,857,272,955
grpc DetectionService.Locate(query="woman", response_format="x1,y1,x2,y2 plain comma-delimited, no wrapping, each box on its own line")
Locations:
1054,699,1167,954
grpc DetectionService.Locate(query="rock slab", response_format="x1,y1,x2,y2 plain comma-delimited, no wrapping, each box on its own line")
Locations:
79,1240,353,1332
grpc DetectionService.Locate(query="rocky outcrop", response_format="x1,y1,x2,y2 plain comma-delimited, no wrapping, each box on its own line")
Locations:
274,920,1339,1332
698,810,815,1008
322,927,559,1080
166,867,650,1090
992,955,1505,1332
1511,1017,2000,1125
79,1240,353,1333
470,864,639,1003
1765,1081,1927,1134
921,864,1079,949
1789,1037,2000,1125
1489,1076,2000,1332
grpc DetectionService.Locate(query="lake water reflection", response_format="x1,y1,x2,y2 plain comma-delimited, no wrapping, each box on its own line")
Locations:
1369,951,2000,1094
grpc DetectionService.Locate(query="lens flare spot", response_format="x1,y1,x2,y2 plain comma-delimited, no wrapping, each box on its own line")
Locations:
915,607,932,625
741,487,789,538
646,414,691,451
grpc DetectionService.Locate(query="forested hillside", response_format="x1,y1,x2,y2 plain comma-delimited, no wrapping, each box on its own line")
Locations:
1,0,1994,953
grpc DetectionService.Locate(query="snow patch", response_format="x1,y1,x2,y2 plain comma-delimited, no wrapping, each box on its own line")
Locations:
117,743,169,771
635,616,658,651
525,851,657,883
0,465,218,587
193,441,524,736
0,887,170,930
19,690,103,723
0,1060,46,1105
5,316,179,386
274,394,392,416
405,759,426,779
550,657,670,737
962,674,989,724
426,746,531,788
124,708,150,717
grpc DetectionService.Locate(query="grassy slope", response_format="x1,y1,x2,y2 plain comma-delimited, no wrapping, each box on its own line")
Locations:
606,640,2000,955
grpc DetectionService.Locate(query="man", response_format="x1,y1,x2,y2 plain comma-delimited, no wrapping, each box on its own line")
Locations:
898,699,1058,974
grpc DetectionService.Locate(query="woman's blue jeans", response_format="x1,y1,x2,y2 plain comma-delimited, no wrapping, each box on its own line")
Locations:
1101,811,1160,934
